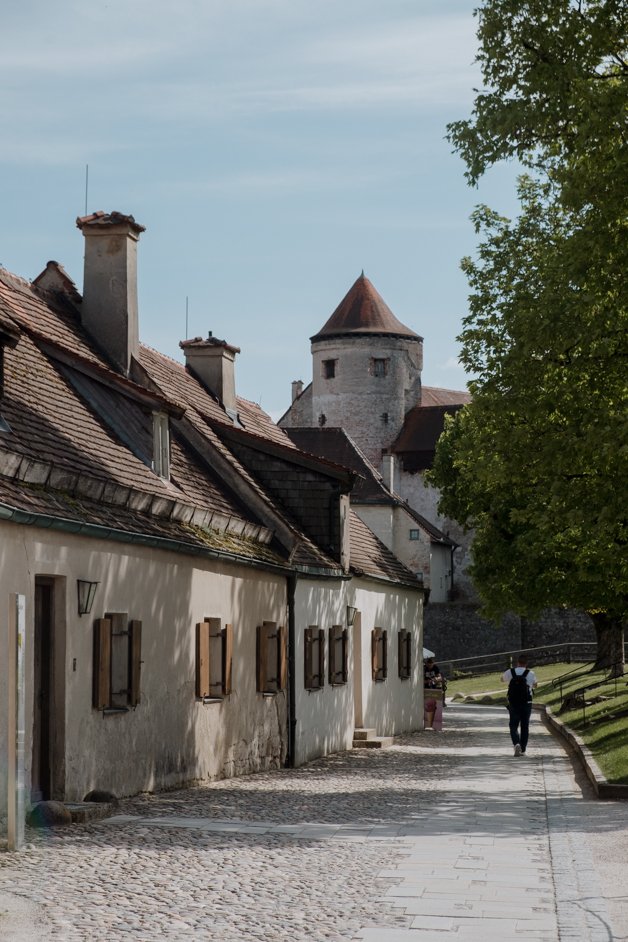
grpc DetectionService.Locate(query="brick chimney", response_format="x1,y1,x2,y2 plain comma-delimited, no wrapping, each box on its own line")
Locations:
291,380,304,402
76,211,145,376
180,334,240,417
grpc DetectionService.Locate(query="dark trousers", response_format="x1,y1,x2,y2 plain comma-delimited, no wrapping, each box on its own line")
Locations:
508,702,532,751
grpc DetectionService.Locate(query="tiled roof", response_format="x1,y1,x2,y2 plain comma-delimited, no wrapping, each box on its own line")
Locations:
311,273,421,342
0,258,423,587
421,386,471,407
349,511,420,588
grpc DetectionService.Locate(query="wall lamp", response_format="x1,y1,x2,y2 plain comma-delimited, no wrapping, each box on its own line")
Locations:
77,579,99,616
346,605,357,627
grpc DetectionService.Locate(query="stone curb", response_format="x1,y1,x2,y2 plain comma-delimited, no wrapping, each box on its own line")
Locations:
538,703,628,800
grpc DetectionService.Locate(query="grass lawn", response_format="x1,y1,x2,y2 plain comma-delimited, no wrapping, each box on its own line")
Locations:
447,661,628,785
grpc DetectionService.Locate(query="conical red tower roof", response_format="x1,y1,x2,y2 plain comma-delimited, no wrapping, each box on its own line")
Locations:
310,273,421,342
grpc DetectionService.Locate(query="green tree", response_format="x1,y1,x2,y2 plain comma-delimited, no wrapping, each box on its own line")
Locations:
431,0,628,671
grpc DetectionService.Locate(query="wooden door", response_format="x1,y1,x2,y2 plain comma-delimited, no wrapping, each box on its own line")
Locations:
32,578,54,801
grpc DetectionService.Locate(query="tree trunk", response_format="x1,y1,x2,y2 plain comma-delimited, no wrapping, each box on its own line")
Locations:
590,612,625,677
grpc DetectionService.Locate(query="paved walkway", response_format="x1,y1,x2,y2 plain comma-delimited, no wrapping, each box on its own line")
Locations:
0,704,626,941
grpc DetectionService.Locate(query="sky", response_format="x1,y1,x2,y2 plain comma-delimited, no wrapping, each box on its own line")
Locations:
0,0,520,419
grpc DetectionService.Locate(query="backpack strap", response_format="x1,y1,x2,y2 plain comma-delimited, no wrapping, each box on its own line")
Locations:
510,668,517,679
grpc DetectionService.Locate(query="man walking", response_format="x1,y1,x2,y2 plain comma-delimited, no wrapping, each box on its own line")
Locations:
502,654,537,756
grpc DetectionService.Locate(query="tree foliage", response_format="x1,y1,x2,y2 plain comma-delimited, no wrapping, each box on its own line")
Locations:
430,0,628,665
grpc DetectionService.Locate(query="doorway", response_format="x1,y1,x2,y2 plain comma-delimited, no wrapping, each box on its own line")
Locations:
32,577,54,801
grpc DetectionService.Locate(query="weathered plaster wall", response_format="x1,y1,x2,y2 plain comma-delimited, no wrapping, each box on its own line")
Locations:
0,522,287,806
352,579,423,738
293,576,424,766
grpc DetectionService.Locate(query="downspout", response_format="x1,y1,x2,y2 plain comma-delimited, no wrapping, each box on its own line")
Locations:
286,573,297,768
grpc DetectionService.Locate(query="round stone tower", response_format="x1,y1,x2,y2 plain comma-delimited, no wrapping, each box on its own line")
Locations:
309,273,423,468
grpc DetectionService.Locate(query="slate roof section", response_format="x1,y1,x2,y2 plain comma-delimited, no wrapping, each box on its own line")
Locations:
283,426,454,546
392,404,466,472
311,273,421,343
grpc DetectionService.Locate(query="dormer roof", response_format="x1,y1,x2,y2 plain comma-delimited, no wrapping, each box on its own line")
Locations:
310,272,421,343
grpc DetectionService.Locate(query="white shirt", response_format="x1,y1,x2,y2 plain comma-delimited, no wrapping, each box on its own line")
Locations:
502,666,537,687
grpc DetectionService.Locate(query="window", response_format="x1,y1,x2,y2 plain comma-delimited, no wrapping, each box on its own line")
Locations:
318,413,327,427
398,630,412,680
304,627,325,690
381,412,389,425
152,412,170,479
257,621,287,694
322,359,336,379
196,618,233,700
372,358,388,377
371,627,388,682
328,624,349,685
409,529,421,541
93,613,142,711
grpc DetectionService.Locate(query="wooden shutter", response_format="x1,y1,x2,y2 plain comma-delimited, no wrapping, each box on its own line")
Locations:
398,630,411,679
93,618,112,709
341,628,349,683
317,628,325,689
258,621,277,693
304,627,314,688
328,626,336,684
372,628,387,682
129,620,142,706
382,629,388,680
196,621,211,698
223,623,233,695
279,625,287,691
207,618,223,698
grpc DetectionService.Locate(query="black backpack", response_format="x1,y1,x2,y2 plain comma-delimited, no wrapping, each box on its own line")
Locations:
508,668,531,706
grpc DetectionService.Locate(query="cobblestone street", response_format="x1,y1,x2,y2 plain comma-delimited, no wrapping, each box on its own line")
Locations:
1,704,626,941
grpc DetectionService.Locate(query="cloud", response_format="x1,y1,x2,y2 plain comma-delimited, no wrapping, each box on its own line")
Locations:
440,356,465,371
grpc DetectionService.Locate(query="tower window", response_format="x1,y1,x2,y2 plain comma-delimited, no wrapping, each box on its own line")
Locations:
372,358,388,377
323,359,336,379
381,412,389,425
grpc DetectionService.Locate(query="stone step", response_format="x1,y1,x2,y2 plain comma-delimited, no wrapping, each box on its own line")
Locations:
353,728,377,741
352,736,394,749
64,801,114,824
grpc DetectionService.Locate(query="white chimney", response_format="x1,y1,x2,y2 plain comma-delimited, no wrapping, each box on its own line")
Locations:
291,380,304,402
76,211,145,377
382,453,397,493
180,334,240,417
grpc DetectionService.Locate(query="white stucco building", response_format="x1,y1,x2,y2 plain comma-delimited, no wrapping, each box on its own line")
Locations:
0,214,424,820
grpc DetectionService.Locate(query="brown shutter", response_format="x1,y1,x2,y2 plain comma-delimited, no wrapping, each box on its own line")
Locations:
328,626,336,684
93,618,112,709
318,628,325,688
256,624,265,692
129,620,142,706
279,625,287,691
304,627,314,688
223,623,233,695
196,621,210,698
371,628,379,681
342,628,349,683
208,618,223,698
382,629,388,679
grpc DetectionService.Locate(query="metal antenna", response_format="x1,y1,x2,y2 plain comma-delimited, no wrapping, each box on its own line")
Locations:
185,296,189,340
84,165,89,215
